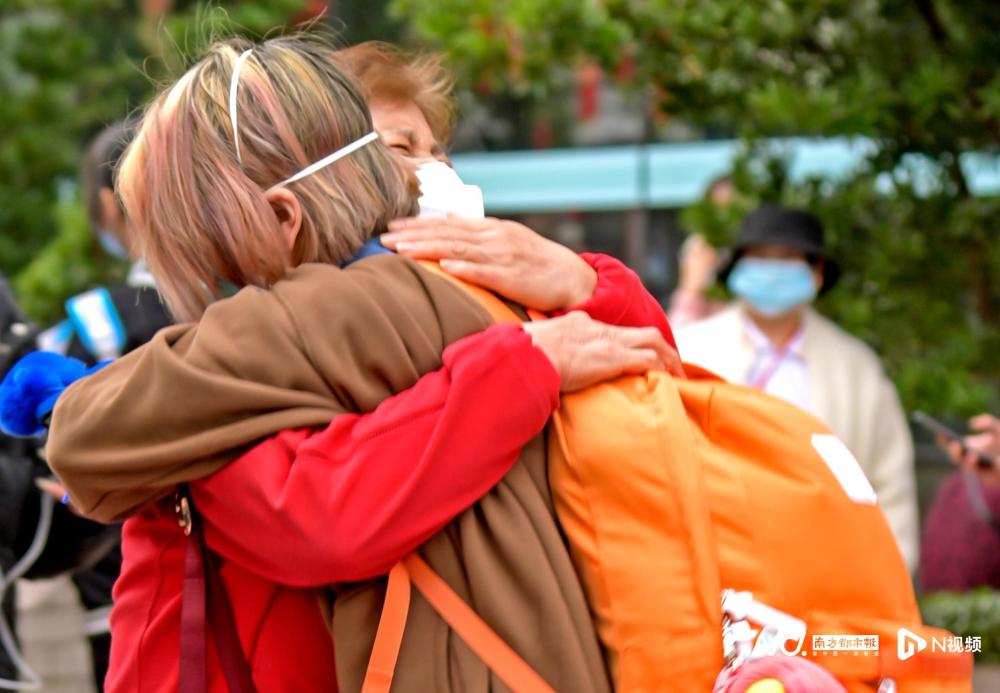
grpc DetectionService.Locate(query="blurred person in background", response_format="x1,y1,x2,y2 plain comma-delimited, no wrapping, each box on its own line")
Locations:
4,120,174,692
45,119,171,691
0,273,123,693
667,175,733,328
0,274,43,687
940,414,1000,477
38,120,172,361
921,414,1000,590
675,204,919,571
668,232,723,328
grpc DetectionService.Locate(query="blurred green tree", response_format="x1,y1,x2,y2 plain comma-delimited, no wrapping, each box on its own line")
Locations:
0,0,146,322
392,0,1000,415
2,0,308,325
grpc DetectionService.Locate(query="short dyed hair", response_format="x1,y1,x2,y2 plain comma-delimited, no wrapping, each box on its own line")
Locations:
117,35,417,321
335,41,456,144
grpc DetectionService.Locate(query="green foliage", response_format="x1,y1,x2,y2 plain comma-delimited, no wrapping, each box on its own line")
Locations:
152,1,310,81
0,1,145,281
394,0,1000,149
393,0,1000,416
14,193,126,327
1,1,308,324
391,0,631,100
920,589,1000,663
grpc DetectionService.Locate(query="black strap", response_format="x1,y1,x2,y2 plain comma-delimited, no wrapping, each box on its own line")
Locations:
961,470,1000,531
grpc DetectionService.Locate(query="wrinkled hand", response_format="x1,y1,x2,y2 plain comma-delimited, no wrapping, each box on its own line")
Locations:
382,216,597,312
522,311,683,392
678,234,719,292
940,413,1000,484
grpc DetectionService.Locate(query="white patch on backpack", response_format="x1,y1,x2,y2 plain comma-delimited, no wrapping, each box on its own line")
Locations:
811,433,878,505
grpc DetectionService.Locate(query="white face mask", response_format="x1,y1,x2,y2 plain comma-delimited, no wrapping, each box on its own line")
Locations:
414,160,484,220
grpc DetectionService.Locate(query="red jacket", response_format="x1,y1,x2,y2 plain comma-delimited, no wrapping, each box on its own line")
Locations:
105,254,674,692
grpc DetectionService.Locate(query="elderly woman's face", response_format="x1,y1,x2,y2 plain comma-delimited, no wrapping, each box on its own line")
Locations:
369,97,450,165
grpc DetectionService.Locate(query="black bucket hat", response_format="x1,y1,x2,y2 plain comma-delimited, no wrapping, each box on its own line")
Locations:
717,203,841,294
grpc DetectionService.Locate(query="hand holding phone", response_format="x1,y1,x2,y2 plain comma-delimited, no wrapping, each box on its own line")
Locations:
912,410,997,471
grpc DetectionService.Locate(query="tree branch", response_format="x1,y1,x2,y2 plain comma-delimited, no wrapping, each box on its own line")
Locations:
915,0,948,45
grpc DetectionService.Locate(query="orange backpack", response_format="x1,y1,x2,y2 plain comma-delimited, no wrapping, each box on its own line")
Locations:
549,366,971,692
363,267,972,693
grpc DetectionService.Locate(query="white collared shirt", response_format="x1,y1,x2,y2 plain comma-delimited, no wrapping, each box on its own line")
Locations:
742,316,810,411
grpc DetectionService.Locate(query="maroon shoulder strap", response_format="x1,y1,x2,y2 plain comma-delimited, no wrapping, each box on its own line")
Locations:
177,488,257,693
179,514,207,693
204,539,257,693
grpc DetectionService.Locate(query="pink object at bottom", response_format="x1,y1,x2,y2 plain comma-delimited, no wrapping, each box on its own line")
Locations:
713,656,848,693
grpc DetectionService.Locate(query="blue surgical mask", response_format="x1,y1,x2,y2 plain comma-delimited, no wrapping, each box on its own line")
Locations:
97,229,129,260
727,257,817,317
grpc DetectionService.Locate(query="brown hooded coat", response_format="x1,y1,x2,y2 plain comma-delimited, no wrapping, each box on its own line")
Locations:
47,254,611,693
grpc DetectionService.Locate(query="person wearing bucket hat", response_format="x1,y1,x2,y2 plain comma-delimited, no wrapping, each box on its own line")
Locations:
676,204,919,572
716,204,841,299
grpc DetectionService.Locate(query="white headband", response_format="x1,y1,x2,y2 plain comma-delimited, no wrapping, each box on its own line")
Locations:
229,49,254,165
266,131,380,192
228,47,379,190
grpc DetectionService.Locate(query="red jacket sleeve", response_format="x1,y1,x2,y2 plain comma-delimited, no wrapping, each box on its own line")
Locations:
191,323,559,586
556,252,677,348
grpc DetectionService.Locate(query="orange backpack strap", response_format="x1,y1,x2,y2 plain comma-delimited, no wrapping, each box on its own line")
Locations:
360,262,552,691
361,561,411,693
417,260,542,325
362,555,555,693
403,555,555,692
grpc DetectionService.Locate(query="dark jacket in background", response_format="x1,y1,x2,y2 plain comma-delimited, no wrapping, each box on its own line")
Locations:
0,276,171,689
0,437,37,682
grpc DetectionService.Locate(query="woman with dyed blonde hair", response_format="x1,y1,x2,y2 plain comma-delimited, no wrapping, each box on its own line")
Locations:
118,36,416,321
42,35,679,692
